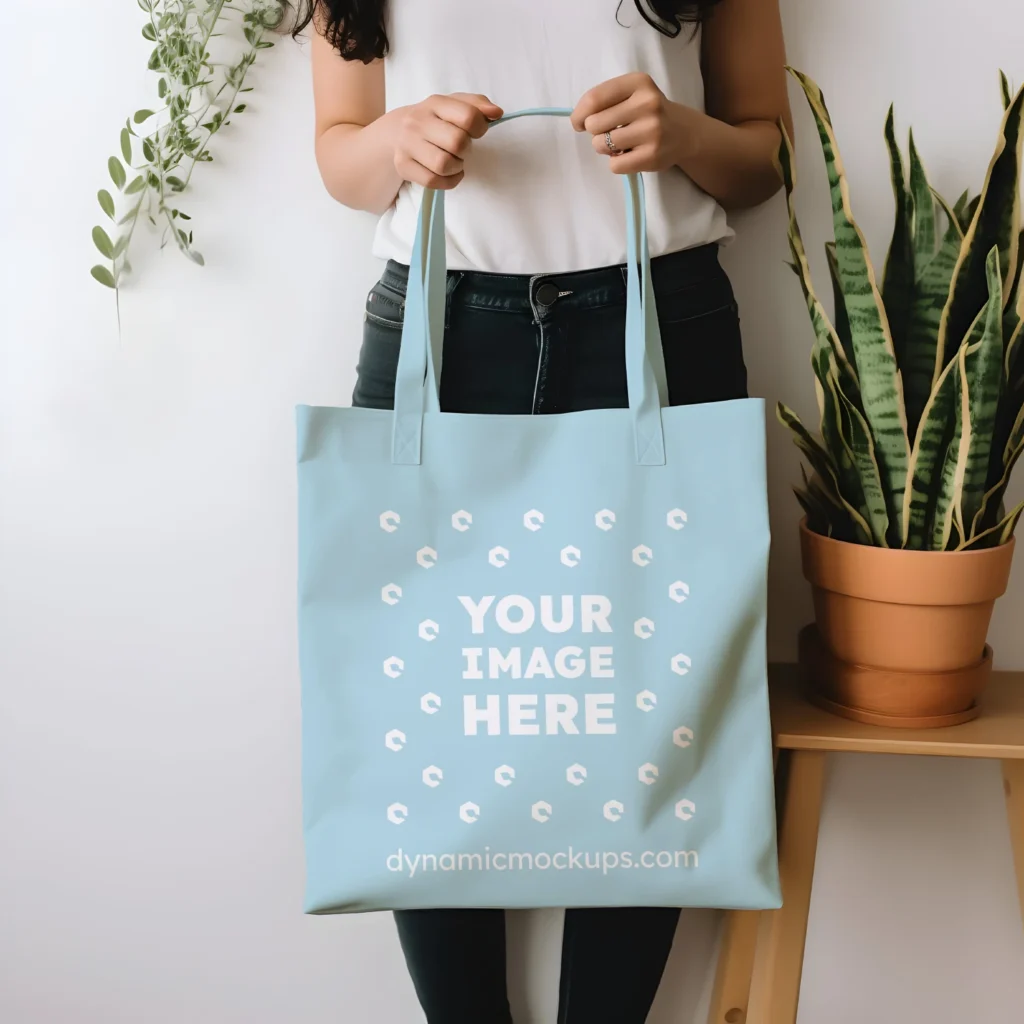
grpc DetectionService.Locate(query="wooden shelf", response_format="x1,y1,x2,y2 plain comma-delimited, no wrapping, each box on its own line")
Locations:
769,664,1024,760
710,665,1024,1024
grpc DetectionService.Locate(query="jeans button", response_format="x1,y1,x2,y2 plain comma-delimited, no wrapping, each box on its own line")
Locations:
535,282,559,307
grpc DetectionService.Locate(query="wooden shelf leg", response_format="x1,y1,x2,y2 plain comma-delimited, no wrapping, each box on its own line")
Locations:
707,910,761,1024
1003,760,1024,929
706,748,784,1024
746,750,826,1024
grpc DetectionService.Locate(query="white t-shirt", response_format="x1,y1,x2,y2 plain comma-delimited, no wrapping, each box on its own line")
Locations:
372,0,732,273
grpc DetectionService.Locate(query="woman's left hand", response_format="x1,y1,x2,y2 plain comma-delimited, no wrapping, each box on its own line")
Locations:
570,73,695,174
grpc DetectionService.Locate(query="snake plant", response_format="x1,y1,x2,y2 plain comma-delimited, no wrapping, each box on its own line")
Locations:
778,69,1024,550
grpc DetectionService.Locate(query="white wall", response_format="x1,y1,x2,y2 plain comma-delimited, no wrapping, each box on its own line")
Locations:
2,1,1023,1021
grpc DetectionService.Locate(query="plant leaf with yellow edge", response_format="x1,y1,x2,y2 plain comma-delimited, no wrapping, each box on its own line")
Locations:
902,354,958,548
825,349,890,545
788,68,910,541
825,242,854,371
812,345,876,538
909,129,936,275
776,124,860,398
931,249,1005,548
972,404,1024,537
931,188,965,242
937,84,1024,381
905,199,966,442
882,106,915,365
777,402,873,544
958,248,1005,533
961,499,1022,549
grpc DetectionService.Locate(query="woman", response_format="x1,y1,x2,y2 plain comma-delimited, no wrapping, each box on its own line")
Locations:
296,1,791,1020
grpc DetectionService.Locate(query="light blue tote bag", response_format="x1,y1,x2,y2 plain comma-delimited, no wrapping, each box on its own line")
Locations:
297,110,779,914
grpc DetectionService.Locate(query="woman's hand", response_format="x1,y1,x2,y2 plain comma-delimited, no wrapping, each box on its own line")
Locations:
392,94,504,190
570,73,694,175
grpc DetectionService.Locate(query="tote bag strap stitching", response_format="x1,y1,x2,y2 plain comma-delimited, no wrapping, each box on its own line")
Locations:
622,171,666,466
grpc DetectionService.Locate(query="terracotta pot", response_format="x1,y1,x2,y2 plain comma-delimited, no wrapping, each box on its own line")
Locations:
798,625,991,727
799,520,1014,723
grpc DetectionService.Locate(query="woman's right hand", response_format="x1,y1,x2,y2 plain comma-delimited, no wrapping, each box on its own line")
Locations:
392,94,503,190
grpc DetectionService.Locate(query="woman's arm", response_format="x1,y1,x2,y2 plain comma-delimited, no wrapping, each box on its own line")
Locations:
311,34,397,213
571,0,792,211
691,0,793,207
311,32,502,215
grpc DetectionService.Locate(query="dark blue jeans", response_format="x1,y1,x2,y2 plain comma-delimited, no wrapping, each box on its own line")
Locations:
353,245,747,1024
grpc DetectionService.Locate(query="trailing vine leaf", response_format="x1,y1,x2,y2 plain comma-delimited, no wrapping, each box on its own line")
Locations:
108,157,127,190
98,190,115,220
91,266,117,289
90,0,286,293
118,204,142,226
92,227,115,259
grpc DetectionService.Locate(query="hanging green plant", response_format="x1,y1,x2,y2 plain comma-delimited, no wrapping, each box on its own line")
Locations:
91,0,287,294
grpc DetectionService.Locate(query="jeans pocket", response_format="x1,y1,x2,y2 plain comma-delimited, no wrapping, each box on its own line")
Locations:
654,272,736,326
365,279,406,327
660,302,748,406
352,316,401,410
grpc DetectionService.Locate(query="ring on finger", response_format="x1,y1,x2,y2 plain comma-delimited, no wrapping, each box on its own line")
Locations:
604,130,623,156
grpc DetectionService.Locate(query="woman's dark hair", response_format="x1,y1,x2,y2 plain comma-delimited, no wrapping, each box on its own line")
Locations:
292,1,722,63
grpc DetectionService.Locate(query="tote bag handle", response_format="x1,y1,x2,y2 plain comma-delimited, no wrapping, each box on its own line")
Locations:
391,107,669,467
